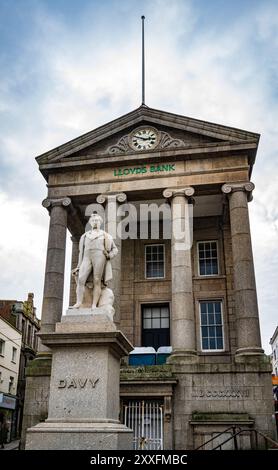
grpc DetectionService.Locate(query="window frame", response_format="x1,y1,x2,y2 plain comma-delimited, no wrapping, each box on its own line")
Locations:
199,300,225,352
12,347,17,363
8,376,15,394
197,240,220,277
0,338,5,356
142,304,170,331
145,244,165,280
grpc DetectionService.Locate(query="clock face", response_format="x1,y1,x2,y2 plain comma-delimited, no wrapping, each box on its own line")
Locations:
130,127,159,151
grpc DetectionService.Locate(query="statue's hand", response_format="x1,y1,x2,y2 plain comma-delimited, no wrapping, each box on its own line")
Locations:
103,250,110,260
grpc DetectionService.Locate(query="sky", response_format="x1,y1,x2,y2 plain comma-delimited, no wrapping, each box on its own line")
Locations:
0,0,277,353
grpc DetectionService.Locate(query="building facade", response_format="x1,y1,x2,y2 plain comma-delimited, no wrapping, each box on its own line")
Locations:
270,327,278,377
22,106,276,449
0,293,40,440
0,317,22,442
270,326,278,434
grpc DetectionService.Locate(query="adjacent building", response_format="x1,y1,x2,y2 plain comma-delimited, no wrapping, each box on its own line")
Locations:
0,316,22,442
270,326,278,433
22,106,276,449
0,293,40,439
270,327,278,377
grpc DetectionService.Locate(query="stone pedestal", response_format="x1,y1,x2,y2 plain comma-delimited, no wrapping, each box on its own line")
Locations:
25,313,133,450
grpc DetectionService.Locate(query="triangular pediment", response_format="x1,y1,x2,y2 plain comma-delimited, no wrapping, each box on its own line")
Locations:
36,105,259,170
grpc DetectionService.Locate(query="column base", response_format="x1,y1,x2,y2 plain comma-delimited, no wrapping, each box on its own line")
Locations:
235,347,264,356
25,420,133,450
167,349,198,364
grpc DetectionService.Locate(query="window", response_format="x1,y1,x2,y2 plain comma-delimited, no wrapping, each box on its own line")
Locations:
200,300,224,351
12,347,17,363
145,244,165,279
27,324,32,345
0,338,5,356
21,319,26,342
33,331,37,350
8,376,14,394
198,241,219,276
142,304,170,350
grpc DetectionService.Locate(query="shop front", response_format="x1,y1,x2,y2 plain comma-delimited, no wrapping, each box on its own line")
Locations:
0,393,17,443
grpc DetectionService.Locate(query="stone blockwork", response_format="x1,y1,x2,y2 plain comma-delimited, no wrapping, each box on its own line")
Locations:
20,357,51,448
120,238,171,345
171,356,275,449
120,215,237,359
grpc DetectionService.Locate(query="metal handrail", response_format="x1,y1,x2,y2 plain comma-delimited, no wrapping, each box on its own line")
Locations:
194,425,241,450
195,426,278,450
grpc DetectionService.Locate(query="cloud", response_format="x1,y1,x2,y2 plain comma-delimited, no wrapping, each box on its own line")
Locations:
0,0,277,352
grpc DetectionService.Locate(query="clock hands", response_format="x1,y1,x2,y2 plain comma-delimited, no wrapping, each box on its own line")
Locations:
134,135,155,141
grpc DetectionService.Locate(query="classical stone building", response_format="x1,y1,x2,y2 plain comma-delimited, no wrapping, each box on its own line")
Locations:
22,106,276,449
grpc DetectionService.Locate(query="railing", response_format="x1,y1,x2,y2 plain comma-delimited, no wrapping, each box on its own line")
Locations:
195,426,278,450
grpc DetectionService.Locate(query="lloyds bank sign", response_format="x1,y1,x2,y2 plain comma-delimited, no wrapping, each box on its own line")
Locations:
113,163,176,177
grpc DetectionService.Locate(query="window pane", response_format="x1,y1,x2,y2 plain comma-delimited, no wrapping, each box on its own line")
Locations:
145,245,164,278
198,241,219,276
161,307,169,317
216,326,223,337
201,326,208,337
208,303,213,314
200,303,207,314
161,318,169,328
158,264,164,277
208,313,215,325
208,326,215,337
215,313,222,325
152,308,160,318
146,264,153,278
152,318,160,329
206,264,212,275
216,338,223,349
199,261,206,276
214,302,221,313
144,318,152,329
212,261,218,274
200,301,224,351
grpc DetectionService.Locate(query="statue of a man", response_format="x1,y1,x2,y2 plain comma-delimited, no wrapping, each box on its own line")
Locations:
71,213,118,309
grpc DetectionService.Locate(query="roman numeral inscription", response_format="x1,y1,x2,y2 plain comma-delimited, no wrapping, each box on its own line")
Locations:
57,378,100,389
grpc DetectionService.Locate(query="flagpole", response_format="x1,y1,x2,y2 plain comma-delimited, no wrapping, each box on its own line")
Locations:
141,15,145,105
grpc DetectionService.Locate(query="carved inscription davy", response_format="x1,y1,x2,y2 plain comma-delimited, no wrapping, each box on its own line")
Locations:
57,378,100,389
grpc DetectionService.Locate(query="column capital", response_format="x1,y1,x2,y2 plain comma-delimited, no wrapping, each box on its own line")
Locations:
221,182,255,201
163,187,195,199
96,192,127,205
42,197,72,210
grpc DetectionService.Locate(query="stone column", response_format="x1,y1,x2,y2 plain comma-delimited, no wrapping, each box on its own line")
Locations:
39,197,71,352
96,193,127,327
69,235,80,307
222,182,263,356
163,187,196,359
